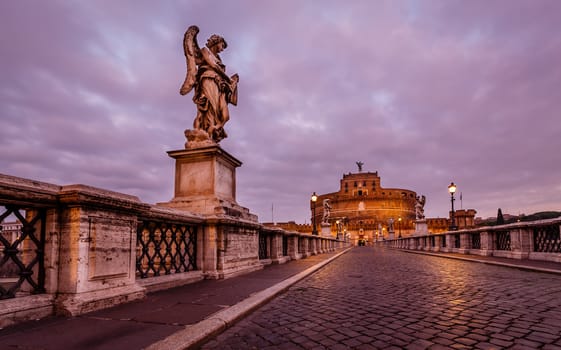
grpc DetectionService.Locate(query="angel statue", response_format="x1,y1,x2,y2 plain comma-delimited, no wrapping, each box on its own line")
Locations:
415,195,426,220
180,25,239,145
356,161,364,172
322,199,332,225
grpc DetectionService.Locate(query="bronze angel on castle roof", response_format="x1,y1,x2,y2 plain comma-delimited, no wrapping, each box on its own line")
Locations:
180,25,239,145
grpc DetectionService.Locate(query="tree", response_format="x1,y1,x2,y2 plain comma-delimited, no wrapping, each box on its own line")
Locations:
496,208,505,225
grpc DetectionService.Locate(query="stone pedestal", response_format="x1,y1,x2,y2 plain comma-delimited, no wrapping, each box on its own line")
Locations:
161,144,257,222
388,231,395,240
321,223,332,237
415,219,428,236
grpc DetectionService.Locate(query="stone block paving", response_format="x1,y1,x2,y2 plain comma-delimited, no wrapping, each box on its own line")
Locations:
201,247,561,349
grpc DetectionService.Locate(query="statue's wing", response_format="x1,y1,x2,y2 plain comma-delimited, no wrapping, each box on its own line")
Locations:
180,25,202,96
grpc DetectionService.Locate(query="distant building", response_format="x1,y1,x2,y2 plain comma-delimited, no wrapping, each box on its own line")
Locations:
0,220,22,244
262,221,311,233
309,170,477,245
0,220,22,277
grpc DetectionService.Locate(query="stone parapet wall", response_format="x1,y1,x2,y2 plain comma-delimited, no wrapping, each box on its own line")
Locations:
0,173,350,327
376,217,561,263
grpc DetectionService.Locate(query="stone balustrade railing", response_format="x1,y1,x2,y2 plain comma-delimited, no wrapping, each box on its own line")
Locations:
0,173,348,327
376,218,561,263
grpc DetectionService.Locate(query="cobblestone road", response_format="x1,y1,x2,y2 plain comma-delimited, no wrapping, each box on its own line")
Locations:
201,247,561,349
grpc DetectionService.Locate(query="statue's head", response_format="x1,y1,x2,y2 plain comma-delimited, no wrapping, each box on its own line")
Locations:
206,34,228,50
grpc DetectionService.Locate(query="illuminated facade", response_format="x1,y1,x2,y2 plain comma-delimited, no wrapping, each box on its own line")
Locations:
310,171,477,245
311,171,417,244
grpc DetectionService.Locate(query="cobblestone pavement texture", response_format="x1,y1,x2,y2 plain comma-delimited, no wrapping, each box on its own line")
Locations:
201,247,561,350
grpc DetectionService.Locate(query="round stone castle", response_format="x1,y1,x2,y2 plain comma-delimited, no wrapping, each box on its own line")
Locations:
312,170,417,243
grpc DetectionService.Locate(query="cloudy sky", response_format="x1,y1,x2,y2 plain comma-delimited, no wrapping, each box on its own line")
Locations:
1,0,560,224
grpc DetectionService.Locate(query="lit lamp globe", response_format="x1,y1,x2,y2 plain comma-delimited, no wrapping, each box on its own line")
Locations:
447,182,458,231
448,182,457,194
311,192,318,235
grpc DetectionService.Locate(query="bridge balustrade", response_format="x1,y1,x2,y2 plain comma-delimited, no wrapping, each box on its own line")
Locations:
470,232,481,249
0,205,47,300
533,225,561,253
377,218,561,263
1,173,351,327
495,230,511,250
136,220,197,279
258,231,270,260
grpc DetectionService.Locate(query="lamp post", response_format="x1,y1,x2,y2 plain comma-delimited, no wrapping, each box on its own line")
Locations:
398,217,402,238
311,192,318,235
448,182,458,231
336,219,341,240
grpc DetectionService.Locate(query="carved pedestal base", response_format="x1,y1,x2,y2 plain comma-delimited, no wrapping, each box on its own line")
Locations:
321,223,332,237
415,219,428,236
160,144,257,222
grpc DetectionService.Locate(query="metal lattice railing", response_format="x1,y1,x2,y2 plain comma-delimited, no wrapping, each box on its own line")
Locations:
496,231,511,250
454,234,461,248
282,236,288,256
471,232,481,249
0,206,46,299
258,232,268,259
136,220,197,279
534,225,561,253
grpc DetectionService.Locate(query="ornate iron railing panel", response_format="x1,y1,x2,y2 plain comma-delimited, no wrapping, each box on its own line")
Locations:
430,236,435,247
258,232,268,260
534,225,561,253
282,236,288,256
0,206,46,299
495,230,511,250
471,232,481,249
441,235,446,248
454,234,460,248
136,220,197,279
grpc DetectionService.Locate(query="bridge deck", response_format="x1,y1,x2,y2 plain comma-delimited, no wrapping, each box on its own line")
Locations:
204,247,561,349
1,247,561,349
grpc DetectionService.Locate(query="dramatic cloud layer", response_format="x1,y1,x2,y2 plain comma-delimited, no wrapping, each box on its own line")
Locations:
1,0,560,223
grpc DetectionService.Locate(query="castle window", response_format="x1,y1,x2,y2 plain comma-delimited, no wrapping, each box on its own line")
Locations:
363,181,366,186
354,181,357,187
358,190,363,196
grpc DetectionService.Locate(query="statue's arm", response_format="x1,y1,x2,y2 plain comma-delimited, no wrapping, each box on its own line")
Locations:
201,47,232,83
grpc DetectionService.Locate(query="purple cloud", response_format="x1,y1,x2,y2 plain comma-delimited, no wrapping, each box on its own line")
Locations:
1,0,560,223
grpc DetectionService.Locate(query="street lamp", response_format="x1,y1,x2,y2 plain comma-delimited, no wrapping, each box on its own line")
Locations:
311,192,318,235
448,182,458,231
336,219,341,240
398,217,402,238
